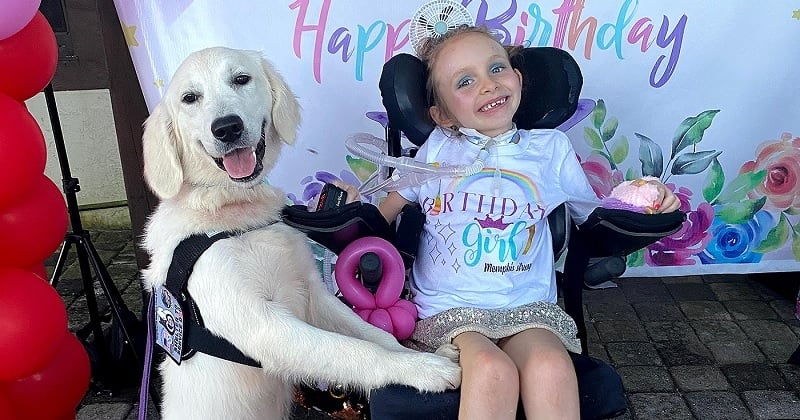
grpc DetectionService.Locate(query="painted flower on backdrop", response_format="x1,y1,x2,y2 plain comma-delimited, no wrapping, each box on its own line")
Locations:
585,100,799,266
643,185,714,266
740,133,800,211
698,132,800,262
698,209,774,264
579,154,624,199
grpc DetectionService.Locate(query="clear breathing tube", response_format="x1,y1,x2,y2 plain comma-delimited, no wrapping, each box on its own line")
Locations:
345,133,493,195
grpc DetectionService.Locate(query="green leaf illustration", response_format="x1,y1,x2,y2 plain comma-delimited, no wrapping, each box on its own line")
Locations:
627,248,644,267
671,150,722,175
793,230,800,261
754,214,790,253
345,155,377,182
714,169,766,204
702,158,725,203
611,135,629,165
590,149,616,169
636,133,664,178
592,99,606,130
671,109,720,158
625,167,640,181
584,127,603,149
601,117,619,142
716,196,766,225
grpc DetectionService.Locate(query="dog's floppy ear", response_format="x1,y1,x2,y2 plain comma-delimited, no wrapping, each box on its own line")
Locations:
261,58,301,144
142,102,183,199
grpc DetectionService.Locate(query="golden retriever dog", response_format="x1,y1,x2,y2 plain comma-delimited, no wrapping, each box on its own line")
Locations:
140,47,461,420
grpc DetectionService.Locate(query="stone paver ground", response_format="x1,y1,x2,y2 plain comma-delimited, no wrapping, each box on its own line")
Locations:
48,229,800,419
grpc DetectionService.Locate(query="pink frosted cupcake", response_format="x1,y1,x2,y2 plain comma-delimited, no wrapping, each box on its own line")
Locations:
601,176,661,214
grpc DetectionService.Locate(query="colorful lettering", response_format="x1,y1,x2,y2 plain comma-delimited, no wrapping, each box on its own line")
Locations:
462,220,529,266
289,0,689,87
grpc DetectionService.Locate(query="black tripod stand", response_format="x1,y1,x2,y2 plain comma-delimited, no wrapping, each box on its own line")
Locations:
44,83,142,388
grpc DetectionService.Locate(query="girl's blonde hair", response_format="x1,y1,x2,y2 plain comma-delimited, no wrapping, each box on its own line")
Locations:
416,25,523,123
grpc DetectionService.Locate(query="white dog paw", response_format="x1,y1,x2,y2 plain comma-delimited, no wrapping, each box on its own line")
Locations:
401,352,462,392
434,343,460,363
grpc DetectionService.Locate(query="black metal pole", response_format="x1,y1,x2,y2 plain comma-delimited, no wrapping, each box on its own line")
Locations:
43,83,141,387
43,84,84,234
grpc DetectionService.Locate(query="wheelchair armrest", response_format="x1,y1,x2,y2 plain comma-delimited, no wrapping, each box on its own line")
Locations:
281,202,394,254
577,208,687,257
547,203,570,262
394,204,426,266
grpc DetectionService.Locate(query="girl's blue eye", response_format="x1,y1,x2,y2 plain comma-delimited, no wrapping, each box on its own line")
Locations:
491,63,506,73
456,77,473,88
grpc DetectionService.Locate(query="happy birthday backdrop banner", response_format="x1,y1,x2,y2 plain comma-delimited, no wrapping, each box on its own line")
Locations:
114,0,800,277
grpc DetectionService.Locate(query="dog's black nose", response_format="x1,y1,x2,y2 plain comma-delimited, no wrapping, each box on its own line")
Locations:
211,115,244,143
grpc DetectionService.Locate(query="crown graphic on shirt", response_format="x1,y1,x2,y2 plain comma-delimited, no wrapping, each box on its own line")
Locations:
474,214,511,230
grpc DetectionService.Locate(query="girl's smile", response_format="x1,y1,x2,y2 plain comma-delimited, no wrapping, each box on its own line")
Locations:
479,96,509,113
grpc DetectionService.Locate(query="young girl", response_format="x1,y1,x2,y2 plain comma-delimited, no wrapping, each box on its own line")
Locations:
340,26,679,419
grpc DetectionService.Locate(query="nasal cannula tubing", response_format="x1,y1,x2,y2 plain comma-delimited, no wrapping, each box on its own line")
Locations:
345,132,494,196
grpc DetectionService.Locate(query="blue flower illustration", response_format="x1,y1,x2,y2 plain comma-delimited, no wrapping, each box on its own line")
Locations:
697,209,775,264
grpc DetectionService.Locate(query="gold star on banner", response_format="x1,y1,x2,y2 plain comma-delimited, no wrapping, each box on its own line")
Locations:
793,9,800,20
122,24,139,47
154,78,164,88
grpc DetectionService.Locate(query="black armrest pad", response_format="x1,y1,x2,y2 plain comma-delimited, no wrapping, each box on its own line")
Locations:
547,203,569,261
281,202,393,254
578,208,687,257
394,204,426,266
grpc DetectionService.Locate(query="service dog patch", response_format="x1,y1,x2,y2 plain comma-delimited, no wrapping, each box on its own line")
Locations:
155,286,185,364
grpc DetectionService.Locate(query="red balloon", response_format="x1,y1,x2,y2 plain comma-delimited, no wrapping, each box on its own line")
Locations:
0,176,67,268
8,333,90,420
0,392,16,420
26,263,48,281
0,93,47,210
0,267,68,381
0,12,57,101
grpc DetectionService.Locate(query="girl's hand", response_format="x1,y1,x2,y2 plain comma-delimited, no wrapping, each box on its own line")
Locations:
331,180,362,204
649,180,680,213
329,181,409,224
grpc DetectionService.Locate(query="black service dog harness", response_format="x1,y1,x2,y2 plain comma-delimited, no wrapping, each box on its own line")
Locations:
159,202,396,368
163,231,261,367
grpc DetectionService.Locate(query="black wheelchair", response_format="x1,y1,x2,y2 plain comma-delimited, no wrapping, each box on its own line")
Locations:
284,46,686,420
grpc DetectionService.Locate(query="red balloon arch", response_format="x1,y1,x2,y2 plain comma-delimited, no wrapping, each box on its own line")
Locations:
0,1,91,418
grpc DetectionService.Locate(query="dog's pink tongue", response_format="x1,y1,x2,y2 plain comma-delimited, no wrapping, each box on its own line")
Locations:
222,148,256,178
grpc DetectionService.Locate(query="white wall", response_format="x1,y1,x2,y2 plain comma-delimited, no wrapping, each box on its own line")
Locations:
25,89,127,208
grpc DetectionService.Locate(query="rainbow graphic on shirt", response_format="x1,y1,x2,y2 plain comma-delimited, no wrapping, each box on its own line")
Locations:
451,168,543,203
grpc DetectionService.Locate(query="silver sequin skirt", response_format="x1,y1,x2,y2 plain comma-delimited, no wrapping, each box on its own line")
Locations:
405,301,582,354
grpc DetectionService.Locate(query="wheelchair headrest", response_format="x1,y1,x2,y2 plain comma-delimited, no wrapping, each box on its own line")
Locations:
379,47,583,146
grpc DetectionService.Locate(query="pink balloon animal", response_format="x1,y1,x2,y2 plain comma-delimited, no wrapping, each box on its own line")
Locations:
334,237,417,340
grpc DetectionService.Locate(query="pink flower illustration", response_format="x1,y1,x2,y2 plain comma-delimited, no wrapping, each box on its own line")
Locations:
645,185,714,266
579,154,624,199
740,132,800,211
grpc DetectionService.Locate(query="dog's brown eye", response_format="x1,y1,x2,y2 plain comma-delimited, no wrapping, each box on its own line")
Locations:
234,74,251,85
182,93,197,103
